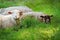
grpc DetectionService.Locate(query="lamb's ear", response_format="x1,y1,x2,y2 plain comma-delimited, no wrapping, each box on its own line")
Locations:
40,16,44,18
19,11,23,16
50,15,53,17
8,11,12,14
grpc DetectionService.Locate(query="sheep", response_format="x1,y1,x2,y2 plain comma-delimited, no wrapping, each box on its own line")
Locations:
21,12,53,23
1,6,33,15
0,10,22,28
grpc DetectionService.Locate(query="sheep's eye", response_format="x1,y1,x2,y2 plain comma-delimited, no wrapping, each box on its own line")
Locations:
8,12,12,14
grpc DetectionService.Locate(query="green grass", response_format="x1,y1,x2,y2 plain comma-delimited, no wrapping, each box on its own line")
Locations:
0,0,60,40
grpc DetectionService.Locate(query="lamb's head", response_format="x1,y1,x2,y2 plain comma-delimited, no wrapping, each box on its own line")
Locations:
8,10,23,19
40,15,53,23
8,10,23,25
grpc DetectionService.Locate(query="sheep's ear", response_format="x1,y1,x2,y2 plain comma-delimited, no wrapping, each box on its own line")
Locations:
19,11,23,16
50,15,53,17
40,16,44,18
8,11,12,14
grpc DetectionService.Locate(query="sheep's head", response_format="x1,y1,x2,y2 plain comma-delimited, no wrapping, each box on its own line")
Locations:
40,15,53,23
8,10,23,25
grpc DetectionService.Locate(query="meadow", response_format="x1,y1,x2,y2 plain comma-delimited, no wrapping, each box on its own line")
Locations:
0,0,60,40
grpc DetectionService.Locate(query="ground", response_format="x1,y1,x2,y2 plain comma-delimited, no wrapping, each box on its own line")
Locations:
0,0,60,40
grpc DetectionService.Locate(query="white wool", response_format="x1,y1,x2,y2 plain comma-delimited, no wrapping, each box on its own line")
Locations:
0,9,1,13
22,12,44,19
1,6,33,15
0,10,21,28
0,14,16,28
0,8,5,13
7,6,32,12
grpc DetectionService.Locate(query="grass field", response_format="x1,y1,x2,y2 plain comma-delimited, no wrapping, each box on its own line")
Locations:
0,0,60,40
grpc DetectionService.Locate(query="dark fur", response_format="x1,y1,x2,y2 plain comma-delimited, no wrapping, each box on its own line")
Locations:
40,15,53,23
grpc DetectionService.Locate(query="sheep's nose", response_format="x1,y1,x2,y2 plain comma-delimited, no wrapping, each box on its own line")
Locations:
15,18,19,20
